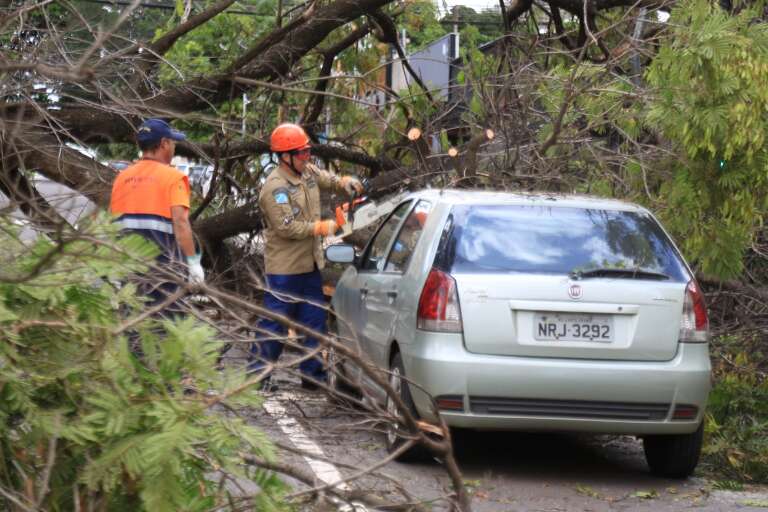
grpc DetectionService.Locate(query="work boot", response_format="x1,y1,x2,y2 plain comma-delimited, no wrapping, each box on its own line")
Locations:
259,376,279,393
300,376,326,392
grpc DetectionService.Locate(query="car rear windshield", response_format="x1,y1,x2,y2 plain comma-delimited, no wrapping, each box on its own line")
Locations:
439,204,689,282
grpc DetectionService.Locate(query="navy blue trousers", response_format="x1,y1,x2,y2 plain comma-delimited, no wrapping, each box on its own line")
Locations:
249,270,327,380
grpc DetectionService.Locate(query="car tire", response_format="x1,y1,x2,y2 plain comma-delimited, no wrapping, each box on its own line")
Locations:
643,422,704,478
385,353,430,462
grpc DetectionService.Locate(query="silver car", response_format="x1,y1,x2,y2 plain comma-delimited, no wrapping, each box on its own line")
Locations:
327,190,711,477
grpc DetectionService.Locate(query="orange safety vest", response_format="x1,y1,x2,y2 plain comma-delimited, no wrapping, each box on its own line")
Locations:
110,160,190,261
111,159,189,218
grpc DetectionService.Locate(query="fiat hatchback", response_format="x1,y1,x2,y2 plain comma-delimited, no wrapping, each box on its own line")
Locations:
327,190,711,478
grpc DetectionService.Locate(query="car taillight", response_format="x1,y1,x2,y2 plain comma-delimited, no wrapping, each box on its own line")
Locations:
679,280,709,343
417,268,462,333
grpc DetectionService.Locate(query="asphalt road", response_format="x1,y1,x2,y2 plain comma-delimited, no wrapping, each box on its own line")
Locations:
245,374,768,512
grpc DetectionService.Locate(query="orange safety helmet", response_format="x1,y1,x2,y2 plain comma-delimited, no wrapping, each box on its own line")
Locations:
270,123,311,153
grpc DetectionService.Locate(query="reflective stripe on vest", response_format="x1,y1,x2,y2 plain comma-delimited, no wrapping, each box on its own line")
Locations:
115,215,174,235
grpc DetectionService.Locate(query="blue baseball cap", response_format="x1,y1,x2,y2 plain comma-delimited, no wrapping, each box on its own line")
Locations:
136,118,186,144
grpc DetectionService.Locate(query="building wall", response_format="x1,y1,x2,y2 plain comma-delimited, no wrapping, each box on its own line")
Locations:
389,32,459,98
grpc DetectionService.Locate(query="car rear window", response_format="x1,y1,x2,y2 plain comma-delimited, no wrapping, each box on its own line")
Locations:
439,205,689,282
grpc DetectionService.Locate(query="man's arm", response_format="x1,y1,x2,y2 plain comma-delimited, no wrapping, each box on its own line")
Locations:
171,205,196,257
306,163,363,196
260,183,336,238
307,163,343,192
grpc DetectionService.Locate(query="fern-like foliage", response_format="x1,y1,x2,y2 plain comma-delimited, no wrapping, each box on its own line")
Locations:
0,214,287,511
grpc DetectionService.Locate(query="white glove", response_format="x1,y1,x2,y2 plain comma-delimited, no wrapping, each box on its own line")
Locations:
186,253,205,284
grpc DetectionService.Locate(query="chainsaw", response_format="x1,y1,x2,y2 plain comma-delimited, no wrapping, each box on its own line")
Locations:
333,179,408,238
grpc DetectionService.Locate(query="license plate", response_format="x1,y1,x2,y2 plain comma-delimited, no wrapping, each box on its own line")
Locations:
534,312,614,342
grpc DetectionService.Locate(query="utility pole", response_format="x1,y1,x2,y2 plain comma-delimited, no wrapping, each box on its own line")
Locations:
630,8,647,86
242,93,249,135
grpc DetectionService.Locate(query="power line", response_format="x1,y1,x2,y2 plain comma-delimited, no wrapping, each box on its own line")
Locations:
438,18,503,26
436,0,502,16
75,0,268,16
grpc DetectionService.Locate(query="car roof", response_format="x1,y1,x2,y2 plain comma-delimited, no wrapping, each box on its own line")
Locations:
406,189,648,213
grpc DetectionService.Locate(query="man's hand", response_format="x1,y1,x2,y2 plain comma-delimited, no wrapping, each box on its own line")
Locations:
340,176,364,196
313,219,338,237
186,253,205,284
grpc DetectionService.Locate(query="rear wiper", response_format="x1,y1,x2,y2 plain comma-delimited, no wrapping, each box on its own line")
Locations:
570,267,670,281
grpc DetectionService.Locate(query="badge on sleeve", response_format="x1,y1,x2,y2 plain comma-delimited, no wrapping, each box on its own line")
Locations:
273,187,290,204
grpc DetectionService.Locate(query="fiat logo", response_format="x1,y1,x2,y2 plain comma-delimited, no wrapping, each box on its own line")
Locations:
568,284,583,300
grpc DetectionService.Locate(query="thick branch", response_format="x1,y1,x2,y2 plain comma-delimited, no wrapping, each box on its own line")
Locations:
302,22,371,129
192,142,401,244
193,202,262,245
0,164,66,232
134,0,238,81
499,0,511,31
0,60,94,82
550,5,576,50
53,0,398,141
226,2,315,73
369,10,435,103
311,143,398,176
505,0,533,26
189,139,397,175
2,123,114,207
461,129,495,180
152,0,395,113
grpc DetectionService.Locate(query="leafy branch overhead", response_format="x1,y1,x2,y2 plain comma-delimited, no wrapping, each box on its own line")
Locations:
1,0,767,284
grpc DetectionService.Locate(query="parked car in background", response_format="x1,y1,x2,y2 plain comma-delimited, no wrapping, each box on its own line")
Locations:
327,189,711,478
187,165,213,195
106,160,132,171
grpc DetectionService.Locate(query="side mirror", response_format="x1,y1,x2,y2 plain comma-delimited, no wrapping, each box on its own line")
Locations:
325,244,355,264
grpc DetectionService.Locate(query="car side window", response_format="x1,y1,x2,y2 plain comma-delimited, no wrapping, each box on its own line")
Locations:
360,201,412,272
384,200,433,273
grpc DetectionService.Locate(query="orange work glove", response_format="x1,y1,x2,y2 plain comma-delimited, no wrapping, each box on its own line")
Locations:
313,219,338,236
334,206,347,227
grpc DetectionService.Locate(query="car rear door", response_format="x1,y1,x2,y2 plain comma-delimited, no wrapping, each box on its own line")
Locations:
441,204,693,362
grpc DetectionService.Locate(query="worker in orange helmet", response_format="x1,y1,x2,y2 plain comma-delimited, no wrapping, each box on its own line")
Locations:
252,123,363,391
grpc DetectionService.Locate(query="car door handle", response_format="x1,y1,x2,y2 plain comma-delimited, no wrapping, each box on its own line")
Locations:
386,290,397,300
360,288,369,299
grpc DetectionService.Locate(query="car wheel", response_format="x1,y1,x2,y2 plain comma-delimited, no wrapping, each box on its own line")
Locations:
385,353,430,462
643,422,704,478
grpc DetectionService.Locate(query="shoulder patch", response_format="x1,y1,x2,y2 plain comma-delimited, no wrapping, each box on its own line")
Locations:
272,187,290,204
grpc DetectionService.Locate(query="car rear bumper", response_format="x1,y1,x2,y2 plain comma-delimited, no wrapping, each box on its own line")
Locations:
402,331,711,435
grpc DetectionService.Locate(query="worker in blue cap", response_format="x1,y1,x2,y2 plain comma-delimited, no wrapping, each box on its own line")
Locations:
110,118,204,316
